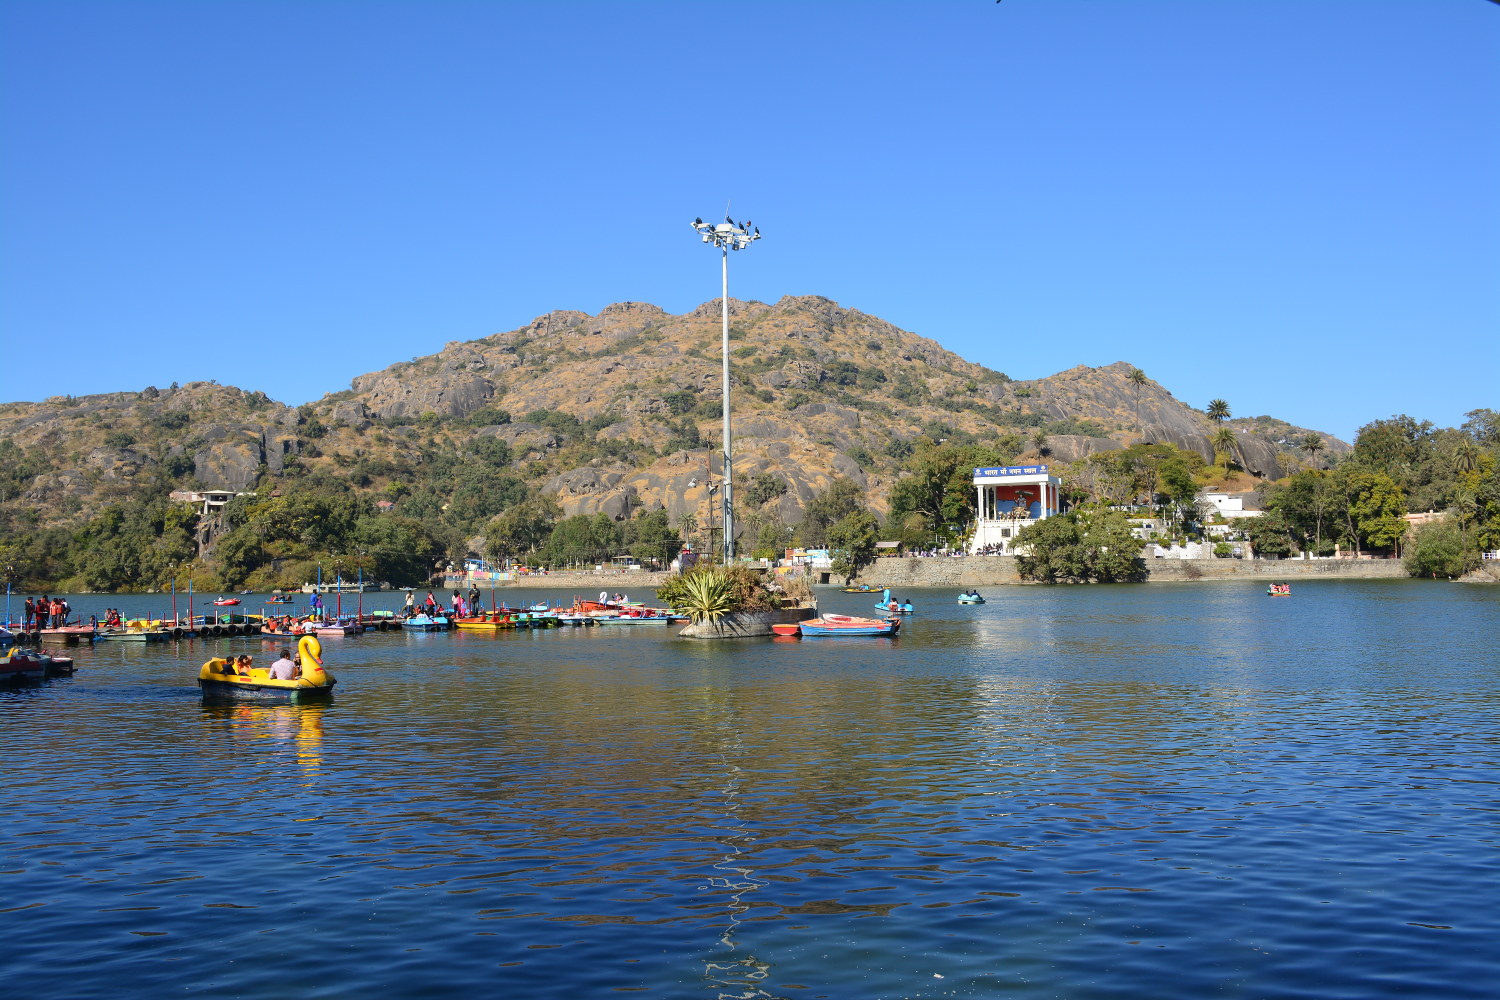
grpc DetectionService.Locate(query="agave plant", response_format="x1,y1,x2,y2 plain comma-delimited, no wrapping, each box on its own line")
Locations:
671,569,737,623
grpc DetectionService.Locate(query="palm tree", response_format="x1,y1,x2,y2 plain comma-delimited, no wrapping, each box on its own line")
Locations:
1300,433,1325,469
1452,438,1481,475
1031,428,1050,457
1211,427,1236,471
1127,368,1148,438
1207,399,1231,425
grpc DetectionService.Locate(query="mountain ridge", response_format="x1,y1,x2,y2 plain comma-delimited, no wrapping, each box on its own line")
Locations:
0,295,1348,535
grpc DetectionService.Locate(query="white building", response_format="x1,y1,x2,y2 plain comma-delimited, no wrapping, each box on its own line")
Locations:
970,464,1062,554
169,489,255,516
1199,490,1263,520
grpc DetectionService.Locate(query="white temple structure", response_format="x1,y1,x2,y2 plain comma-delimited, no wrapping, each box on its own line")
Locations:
969,464,1063,554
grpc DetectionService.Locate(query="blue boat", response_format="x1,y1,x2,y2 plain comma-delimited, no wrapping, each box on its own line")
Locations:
402,613,448,631
799,614,900,637
874,602,914,614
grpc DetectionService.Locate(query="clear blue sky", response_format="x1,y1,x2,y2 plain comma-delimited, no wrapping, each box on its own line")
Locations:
2,0,1495,443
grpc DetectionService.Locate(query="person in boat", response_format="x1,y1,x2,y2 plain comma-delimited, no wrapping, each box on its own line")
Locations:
403,591,415,611
269,649,297,680
424,592,437,612
468,584,481,609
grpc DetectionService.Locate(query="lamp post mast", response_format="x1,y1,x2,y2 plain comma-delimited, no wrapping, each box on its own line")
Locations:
692,214,760,564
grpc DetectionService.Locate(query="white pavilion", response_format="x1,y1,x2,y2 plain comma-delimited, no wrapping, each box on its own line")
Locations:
970,464,1063,554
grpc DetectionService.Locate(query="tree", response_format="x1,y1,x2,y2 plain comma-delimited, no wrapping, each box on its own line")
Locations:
1128,368,1148,438
1461,408,1499,448
742,473,789,508
1301,433,1325,469
1403,520,1478,579
1350,414,1434,482
885,441,1012,542
1266,470,1341,555
624,508,679,567
1013,507,1145,583
827,511,881,582
752,520,793,560
798,478,867,548
485,495,561,564
355,514,447,586
1348,471,1407,555
1207,399,1231,425
540,513,622,568
1211,427,1237,471
1243,509,1296,558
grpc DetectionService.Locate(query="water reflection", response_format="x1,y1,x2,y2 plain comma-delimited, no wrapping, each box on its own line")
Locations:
698,727,774,998
198,702,326,781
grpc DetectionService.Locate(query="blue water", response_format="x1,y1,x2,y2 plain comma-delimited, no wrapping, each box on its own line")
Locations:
3,580,1498,999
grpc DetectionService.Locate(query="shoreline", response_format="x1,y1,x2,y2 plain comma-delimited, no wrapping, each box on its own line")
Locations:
440,556,1411,591
18,556,1420,597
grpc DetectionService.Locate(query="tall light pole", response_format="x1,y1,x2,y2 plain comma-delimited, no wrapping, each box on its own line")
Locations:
691,214,761,563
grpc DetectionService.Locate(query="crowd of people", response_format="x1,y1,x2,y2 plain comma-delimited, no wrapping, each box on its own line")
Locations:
396,588,490,619
22,596,73,629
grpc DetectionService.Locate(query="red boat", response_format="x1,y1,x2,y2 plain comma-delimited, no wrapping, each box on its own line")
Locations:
212,598,241,606
1,647,46,682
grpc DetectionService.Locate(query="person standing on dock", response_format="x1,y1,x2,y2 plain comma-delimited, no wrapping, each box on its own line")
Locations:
23,597,33,630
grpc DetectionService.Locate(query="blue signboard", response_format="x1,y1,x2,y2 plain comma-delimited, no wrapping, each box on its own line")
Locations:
973,465,1049,478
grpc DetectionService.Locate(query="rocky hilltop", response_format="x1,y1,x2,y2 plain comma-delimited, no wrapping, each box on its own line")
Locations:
0,295,1348,533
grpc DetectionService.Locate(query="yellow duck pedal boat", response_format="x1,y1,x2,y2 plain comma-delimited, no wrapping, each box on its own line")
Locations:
198,635,336,703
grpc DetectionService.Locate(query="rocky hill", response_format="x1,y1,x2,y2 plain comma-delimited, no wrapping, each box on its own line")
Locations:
0,295,1348,535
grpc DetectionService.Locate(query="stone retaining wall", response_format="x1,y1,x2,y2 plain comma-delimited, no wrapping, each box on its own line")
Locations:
465,556,1408,592
1142,558,1407,582
846,555,1407,587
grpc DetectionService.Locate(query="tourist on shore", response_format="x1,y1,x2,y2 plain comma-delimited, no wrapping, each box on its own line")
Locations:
23,597,34,630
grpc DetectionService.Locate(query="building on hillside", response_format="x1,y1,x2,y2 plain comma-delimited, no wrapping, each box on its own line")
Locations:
970,465,1062,555
1199,490,1264,520
169,489,255,516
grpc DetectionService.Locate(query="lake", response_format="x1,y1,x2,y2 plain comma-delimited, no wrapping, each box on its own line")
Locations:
3,580,1497,999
